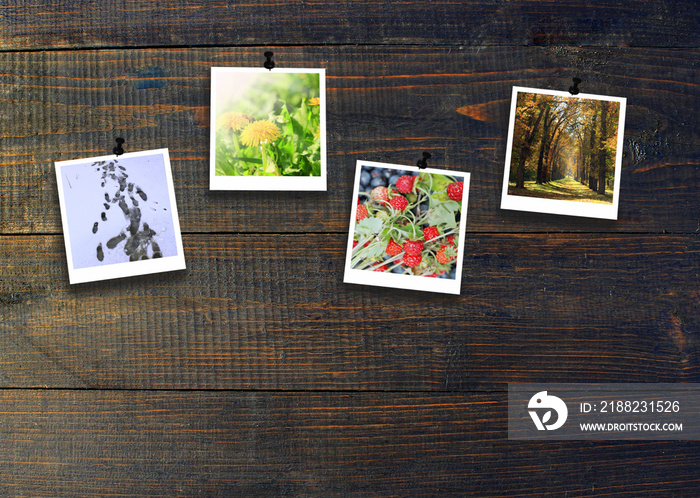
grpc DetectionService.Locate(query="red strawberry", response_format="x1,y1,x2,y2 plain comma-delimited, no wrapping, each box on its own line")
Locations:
389,195,408,212
446,235,455,246
436,244,456,264
386,238,403,256
395,175,415,194
423,226,439,242
356,204,369,221
372,263,389,272
403,253,422,267
353,240,358,248
403,239,423,256
446,181,464,202
370,186,389,204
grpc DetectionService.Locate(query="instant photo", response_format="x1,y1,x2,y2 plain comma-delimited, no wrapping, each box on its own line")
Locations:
344,160,470,295
209,67,327,191
55,149,186,284
501,86,626,219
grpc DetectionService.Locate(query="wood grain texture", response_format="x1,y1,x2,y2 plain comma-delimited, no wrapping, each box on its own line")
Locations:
1,1,699,495
1,233,697,390
1,0,697,50
0,46,697,235
0,389,698,497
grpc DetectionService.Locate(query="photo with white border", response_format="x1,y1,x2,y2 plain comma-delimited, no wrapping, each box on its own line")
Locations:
210,67,327,191
55,149,186,284
344,160,470,295
501,86,626,220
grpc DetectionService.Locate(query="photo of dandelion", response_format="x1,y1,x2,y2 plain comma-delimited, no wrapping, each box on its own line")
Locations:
344,161,470,295
211,68,325,183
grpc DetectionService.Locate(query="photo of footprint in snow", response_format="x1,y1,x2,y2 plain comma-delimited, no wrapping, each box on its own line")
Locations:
90,159,171,263
56,149,185,284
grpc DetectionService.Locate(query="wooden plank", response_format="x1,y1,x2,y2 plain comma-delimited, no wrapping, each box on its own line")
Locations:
0,389,697,496
1,1,697,50
1,233,697,390
0,46,697,235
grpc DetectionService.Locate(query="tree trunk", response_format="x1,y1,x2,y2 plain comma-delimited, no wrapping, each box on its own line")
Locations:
588,174,597,191
597,101,608,195
515,105,546,188
535,106,551,184
587,110,598,190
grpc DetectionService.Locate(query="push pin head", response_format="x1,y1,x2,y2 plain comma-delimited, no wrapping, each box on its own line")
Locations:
113,138,125,156
417,151,431,169
264,51,275,71
569,77,582,95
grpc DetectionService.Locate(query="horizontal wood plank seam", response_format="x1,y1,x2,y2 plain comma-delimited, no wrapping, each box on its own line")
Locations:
0,231,697,237
3,41,697,55
0,386,506,394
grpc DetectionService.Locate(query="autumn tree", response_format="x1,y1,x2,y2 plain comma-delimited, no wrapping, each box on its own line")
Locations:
510,93,546,188
596,100,608,194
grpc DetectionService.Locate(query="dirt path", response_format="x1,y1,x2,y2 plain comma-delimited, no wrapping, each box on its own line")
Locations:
508,177,613,204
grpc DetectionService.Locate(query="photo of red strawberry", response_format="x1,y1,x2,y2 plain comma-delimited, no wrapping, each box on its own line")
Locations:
349,163,466,285
403,239,423,255
395,175,416,194
423,226,439,241
447,181,464,202
356,204,369,221
436,244,456,264
389,195,408,212
370,186,389,204
403,253,421,267
386,238,403,256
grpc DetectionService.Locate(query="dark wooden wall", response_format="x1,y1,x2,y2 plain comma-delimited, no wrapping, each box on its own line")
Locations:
1,1,698,495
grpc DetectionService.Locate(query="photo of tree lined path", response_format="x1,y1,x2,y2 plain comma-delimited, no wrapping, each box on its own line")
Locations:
508,91,620,204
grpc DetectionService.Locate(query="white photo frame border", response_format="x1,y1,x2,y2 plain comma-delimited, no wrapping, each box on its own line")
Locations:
55,148,186,284
209,67,327,191
500,86,627,220
344,160,470,295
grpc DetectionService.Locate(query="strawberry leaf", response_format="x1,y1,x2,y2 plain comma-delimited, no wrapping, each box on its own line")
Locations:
441,200,461,214
364,241,386,259
428,204,457,229
355,217,384,236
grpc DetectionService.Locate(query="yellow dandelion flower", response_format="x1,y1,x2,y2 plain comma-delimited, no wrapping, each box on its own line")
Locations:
240,120,281,147
314,126,321,137
308,97,320,106
216,112,253,132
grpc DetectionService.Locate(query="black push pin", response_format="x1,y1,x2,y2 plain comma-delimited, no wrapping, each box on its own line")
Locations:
113,137,125,156
416,151,431,169
264,51,275,71
569,77,582,95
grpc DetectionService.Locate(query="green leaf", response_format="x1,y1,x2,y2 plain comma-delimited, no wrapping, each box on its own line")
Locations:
428,204,457,229
429,191,450,206
403,222,421,240
355,217,384,236
441,200,461,214
228,157,262,164
364,241,386,259
422,173,453,193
